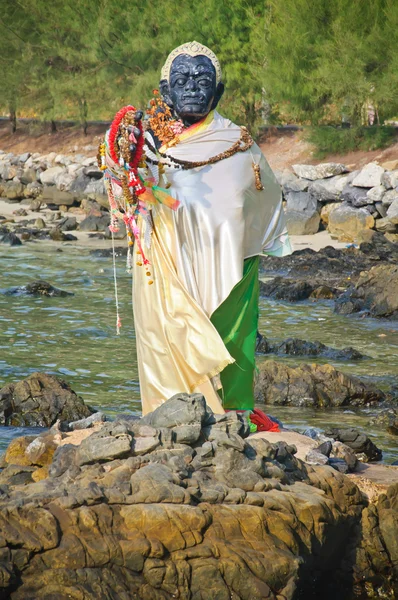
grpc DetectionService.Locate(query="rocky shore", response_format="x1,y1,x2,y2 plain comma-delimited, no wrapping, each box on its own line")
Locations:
0,383,397,599
0,149,398,247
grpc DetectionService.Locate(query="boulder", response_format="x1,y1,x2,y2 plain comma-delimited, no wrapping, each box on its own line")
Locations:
284,191,317,212
2,280,73,297
325,428,382,462
366,185,386,203
84,178,108,208
328,203,374,242
285,209,320,235
39,166,64,185
341,184,369,207
68,174,91,201
20,168,37,185
0,392,370,600
308,175,347,202
386,198,398,225
257,335,366,361
0,232,22,246
24,182,42,199
292,163,347,180
282,175,309,193
54,171,75,191
254,360,385,408
0,372,93,427
375,217,397,233
352,163,384,188
320,202,341,226
334,264,398,318
41,186,75,206
4,181,25,200
79,214,110,232
259,277,315,301
381,189,398,206
355,483,398,598
381,169,398,189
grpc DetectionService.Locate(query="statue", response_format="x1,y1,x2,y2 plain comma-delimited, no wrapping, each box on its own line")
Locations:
100,42,292,416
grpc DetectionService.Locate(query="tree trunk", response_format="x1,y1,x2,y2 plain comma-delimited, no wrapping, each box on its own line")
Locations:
50,120,57,133
79,98,88,135
9,107,16,133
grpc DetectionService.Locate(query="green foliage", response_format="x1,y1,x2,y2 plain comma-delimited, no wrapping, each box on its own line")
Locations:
1,0,398,136
305,126,397,158
264,0,398,126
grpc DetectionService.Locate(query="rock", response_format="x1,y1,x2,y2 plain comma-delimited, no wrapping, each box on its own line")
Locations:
18,152,30,163
54,171,75,191
84,166,103,179
39,166,64,185
366,185,386,204
320,202,341,226
308,175,347,202
328,203,374,242
0,372,93,427
84,178,108,208
375,217,397,233
381,189,398,206
292,163,347,180
69,174,91,200
254,360,385,408
381,169,398,189
374,201,388,218
0,390,373,600
76,433,132,465
4,436,37,466
80,198,103,215
25,183,42,199
104,221,127,240
305,449,328,465
257,336,366,361
4,181,25,200
386,198,398,225
79,214,110,232
67,412,106,431
341,184,369,207
334,264,398,318
34,217,46,229
317,441,332,457
259,277,315,301
328,457,349,474
58,216,77,231
355,483,398,597
381,159,398,170
20,168,37,185
285,191,317,212
369,408,398,435
285,209,320,235
0,232,22,246
352,163,384,188
282,176,309,193
332,441,358,472
141,393,210,428
325,427,382,462
41,186,75,206
2,280,73,297
385,232,398,244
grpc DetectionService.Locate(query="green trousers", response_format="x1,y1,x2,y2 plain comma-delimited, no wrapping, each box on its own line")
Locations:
210,256,259,410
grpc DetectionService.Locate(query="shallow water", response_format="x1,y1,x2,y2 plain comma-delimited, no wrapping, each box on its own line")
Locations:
0,241,397,461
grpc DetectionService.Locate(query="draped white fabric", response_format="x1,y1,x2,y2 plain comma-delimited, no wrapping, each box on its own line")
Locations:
157,111,287,316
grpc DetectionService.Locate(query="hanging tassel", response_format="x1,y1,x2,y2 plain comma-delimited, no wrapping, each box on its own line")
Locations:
252,162,264,191
111,230,121,335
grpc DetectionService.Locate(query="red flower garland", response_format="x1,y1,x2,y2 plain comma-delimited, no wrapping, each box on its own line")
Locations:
108,105,144,171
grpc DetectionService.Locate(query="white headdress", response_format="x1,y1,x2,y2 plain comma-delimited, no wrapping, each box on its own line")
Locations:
161,41,222,84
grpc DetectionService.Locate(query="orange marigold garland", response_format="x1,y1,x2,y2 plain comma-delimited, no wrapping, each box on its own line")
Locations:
146,90,184,147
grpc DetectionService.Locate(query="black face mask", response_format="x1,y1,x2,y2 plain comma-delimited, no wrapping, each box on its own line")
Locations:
160,54,224,126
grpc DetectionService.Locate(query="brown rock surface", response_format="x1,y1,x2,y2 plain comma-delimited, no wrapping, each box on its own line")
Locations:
0,393,373,600
254,360,385,408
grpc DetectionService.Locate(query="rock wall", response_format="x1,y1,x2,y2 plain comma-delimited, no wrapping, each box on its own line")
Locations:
276,160,398,241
